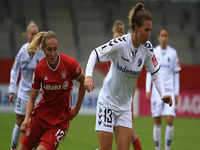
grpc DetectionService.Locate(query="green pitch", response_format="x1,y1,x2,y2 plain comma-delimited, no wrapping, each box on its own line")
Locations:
0,113,199,150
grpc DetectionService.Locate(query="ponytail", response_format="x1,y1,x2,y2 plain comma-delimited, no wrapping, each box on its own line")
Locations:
128,2,152,31
27,32,46,54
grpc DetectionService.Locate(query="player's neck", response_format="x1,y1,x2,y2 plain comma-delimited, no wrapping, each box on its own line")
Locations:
161,44,167,50
131,33,140,48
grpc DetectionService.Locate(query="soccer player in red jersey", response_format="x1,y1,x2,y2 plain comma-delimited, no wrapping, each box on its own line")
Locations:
17,31,86,150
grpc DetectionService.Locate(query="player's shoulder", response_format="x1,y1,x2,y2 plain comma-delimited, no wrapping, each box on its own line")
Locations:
60,53,79,65
167,45,177,56
17,43,29,54
109,33,128,47
144,41,154,53
36,57,46,69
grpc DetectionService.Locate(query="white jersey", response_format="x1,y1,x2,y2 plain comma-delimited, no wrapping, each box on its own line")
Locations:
8,42,45,101
146,45,181,96
94,33,160,111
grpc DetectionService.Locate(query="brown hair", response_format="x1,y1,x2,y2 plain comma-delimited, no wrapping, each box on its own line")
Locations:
27,31,56,54
128,2,152,31
112,20,125,35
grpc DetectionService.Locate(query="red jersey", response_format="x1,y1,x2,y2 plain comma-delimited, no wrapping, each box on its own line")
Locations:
32,53,82,126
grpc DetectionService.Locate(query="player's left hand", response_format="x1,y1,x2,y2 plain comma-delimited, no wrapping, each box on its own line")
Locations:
175,95,179,106
162,95,172,107
70,107,79,120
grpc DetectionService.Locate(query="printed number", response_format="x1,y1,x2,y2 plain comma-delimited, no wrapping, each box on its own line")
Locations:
104,108,112,123
55,129,65,142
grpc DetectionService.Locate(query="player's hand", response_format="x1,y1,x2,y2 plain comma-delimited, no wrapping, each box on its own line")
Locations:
146,92,151,100
175,95,179,106
70,107,79,120
84,76,94,92
162,95,172,107
20,118,30,132
9,93,15,103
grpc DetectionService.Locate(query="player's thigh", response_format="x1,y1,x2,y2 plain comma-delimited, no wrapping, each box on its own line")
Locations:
114,109,132,150
15,97,28,116
40,121,69,150
151,96,163,118
97,131,113,150
20,115,43,150
17,143,28,150
162,95,176,118
114,126,132,150
95,102,115,133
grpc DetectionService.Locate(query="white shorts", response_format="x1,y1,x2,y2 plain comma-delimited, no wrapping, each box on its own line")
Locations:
15,97,28,115
95,102,132,133
151,91,175,117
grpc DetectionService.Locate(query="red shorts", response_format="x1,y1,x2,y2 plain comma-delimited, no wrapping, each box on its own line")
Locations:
20,115,69,150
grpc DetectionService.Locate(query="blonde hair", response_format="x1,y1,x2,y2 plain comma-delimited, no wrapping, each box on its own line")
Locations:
128,2,152,31
112,20,125,35
27,31,56,54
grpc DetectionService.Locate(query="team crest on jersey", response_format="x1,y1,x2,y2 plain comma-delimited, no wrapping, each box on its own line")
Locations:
137,58,142,67
62,81,69,90
61,71,67,79
152,55,158,67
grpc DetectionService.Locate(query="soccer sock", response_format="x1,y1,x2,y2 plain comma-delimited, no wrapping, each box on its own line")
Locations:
153,124,161,150
132,136,142,150
165,125,174,150
11,124,20,149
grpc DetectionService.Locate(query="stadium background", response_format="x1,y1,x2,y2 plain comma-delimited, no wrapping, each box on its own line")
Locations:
0,0,200,149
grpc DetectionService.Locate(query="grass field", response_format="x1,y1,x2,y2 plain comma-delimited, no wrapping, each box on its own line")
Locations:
0,112,200,150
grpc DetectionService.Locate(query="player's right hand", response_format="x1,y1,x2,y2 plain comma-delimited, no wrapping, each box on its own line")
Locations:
20,119,29,132
9,93,15,103
84,76,94,92
146,92,151,100
162,95,172,107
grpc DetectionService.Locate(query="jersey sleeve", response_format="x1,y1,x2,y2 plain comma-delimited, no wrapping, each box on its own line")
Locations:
32,66,41,90
95,37,124,62
173,50,181,72
8,51,21,94
70,59,82,80
144,42,160,75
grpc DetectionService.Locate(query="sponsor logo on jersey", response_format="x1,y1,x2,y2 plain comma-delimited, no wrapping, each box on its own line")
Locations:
152,55,158,67
43,84,62,90
117,63,140,75
44,76,48,81
121,56,129,62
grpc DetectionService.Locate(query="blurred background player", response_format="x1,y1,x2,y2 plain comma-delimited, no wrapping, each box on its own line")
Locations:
84,3,172,150
146,29,181,150
8,21,44,150
17,31,85,150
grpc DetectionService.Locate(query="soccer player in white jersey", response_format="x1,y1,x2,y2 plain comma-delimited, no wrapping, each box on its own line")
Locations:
146,29,181,150
84,3,172,150
112,19,142,150
8,21,45,150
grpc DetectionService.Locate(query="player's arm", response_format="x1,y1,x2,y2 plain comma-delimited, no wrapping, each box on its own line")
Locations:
20,89,39,132
145,71,152,100
71,73,86,119
85,39,121,92
8,52,21,103
174,51,181,105
145,42,172,106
